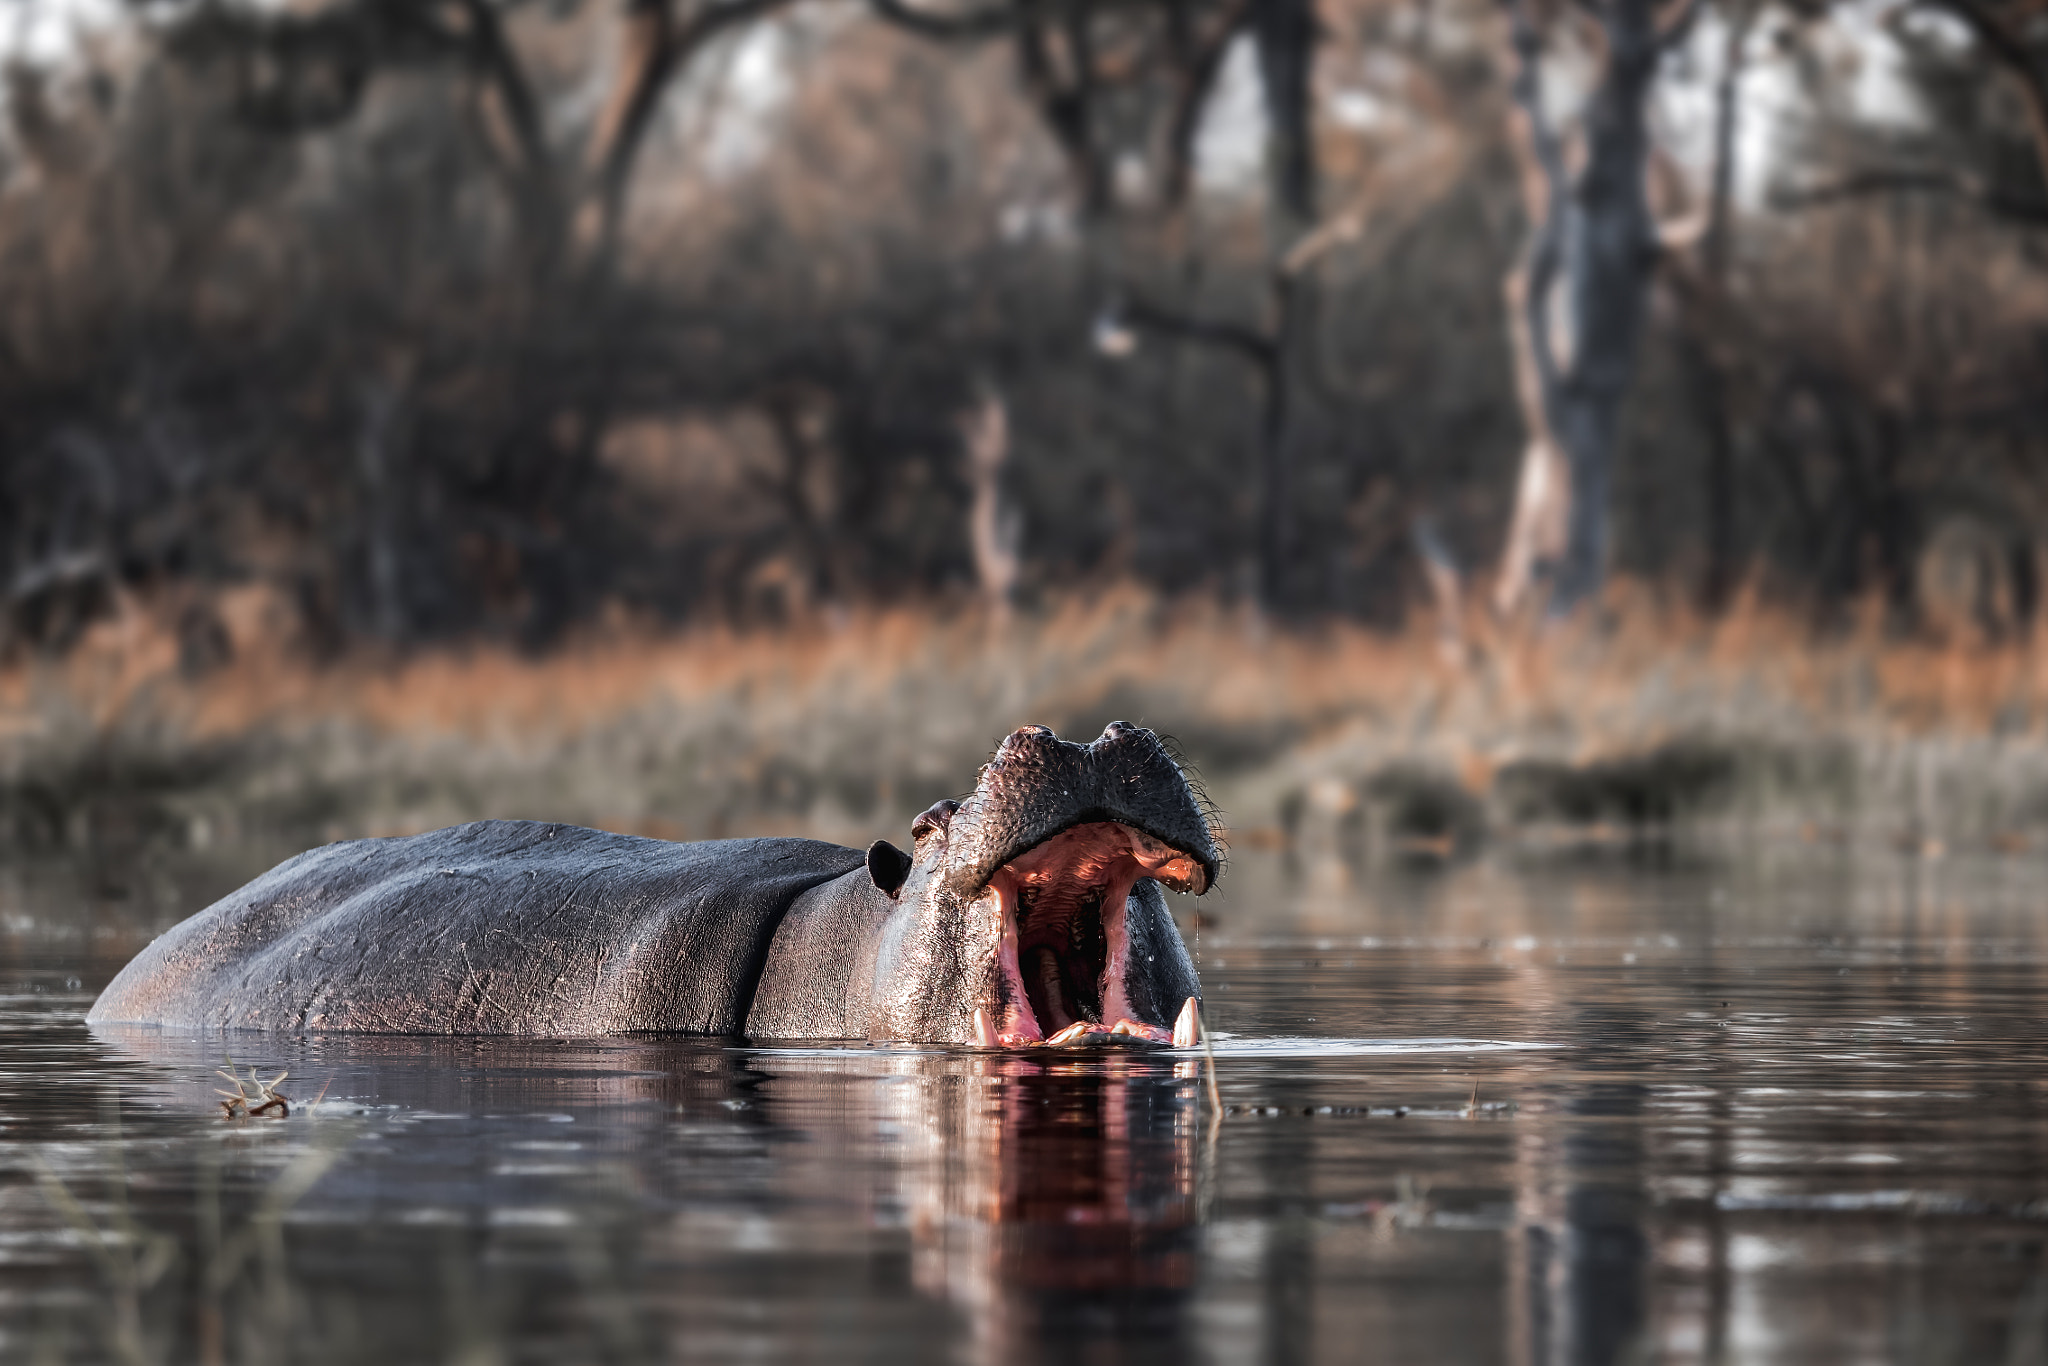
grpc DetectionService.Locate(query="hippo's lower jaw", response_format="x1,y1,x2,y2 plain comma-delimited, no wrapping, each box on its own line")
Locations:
973,821,1205,1046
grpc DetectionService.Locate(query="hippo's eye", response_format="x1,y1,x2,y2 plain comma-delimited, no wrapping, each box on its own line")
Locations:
911,799,961,844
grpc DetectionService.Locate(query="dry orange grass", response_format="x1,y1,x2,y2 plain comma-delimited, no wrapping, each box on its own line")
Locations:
6,579,2048,846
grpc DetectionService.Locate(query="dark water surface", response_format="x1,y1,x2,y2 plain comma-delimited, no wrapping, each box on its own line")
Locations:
4,841,2047,1364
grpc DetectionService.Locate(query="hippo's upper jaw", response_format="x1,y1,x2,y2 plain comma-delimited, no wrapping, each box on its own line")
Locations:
869,722,1216,1047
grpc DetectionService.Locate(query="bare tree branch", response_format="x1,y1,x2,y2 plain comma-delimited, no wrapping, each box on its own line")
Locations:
588,0,805,258
1106,295,1277,364
460,0,549,178
868,0,1020,38
1919,0,2048,186
1161,0,1253,208
865,0,1169,41
1772,167,2048,226
1016,5,1108,212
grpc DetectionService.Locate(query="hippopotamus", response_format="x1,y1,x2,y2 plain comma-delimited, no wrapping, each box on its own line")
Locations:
89,723,1216,1046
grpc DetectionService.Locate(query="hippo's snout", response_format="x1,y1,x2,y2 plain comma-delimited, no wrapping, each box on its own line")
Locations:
909,722,1216,1047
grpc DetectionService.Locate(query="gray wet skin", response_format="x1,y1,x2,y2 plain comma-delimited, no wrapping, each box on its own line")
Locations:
89,723,1215,1044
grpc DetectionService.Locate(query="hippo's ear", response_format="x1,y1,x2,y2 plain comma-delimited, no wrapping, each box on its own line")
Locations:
866,839,913,898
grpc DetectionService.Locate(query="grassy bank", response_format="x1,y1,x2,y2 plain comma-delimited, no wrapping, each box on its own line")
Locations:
5,584,2048,858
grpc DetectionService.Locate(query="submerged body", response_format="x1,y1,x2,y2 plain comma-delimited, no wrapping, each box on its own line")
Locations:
89,723,1214,1044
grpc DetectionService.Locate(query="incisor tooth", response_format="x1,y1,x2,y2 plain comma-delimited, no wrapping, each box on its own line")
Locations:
1172,996,1200,1048
972,1007,999,1047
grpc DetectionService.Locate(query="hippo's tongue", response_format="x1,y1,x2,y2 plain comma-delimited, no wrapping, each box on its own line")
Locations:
982,820,1200,1044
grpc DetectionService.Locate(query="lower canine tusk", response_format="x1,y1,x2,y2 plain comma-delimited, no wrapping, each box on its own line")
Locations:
1172,996,1200,1048
973,1007,999,1047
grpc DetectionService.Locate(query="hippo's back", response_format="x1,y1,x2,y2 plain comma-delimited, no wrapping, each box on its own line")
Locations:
88,820,863,1035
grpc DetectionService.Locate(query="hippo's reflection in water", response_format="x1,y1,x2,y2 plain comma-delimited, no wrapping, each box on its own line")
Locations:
881,1051,1208,1352
90,1026,1210,1362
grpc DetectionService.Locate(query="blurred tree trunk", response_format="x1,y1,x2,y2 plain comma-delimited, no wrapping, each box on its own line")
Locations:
1494,0,1664,620
1253,0,1316,228
1687,0,1755,612
1252,0,1315,609
1412,514,1468,666
1258,276,1297,611
960,386,1022,620
1493,262,1570,616
356,372,411,642
762,391,843,606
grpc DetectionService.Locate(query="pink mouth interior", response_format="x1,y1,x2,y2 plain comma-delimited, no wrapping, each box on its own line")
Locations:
986,821,1205,1042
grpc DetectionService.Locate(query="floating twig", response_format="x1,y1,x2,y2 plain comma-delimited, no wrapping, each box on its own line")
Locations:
215,1062,291,1119
1199,1015,1222,1120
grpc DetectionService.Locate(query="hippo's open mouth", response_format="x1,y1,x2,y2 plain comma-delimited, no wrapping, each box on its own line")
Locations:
979,820,1206,1046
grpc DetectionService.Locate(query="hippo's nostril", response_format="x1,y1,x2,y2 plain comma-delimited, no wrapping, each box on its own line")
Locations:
1001,725,1056,751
